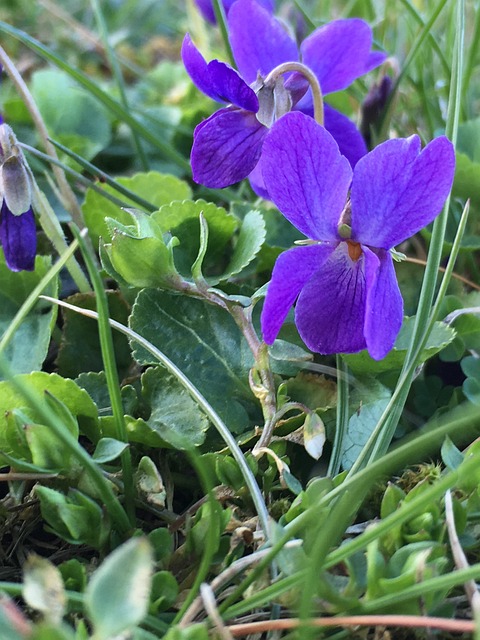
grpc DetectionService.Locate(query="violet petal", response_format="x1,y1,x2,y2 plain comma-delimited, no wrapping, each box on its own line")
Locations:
182,34,222,102
182,35,257,110
191,108,267,188
208,60,259,111
248,157,270,199
228,0,298,85
301,19,384,95
363,247,403,360
261,112,352,241
351,135,456,249
323,104,368,168
261,244,334,345
0,202,36,272
295,242,369,355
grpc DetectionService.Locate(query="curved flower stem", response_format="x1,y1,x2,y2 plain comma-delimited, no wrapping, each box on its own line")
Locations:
264,61,324,125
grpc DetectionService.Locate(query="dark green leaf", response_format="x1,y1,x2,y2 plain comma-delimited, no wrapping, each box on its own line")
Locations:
129,290,256,432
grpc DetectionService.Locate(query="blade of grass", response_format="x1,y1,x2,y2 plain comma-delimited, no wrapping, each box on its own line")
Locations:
71,226,135,527
349,0,465,472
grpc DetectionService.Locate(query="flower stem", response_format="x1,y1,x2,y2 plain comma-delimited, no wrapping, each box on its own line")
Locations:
264,61,324,125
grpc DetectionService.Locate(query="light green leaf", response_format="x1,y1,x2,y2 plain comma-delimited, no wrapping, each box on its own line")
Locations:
152,199,237,277
0,373,99,453
85,538,153,640
82,171,192,247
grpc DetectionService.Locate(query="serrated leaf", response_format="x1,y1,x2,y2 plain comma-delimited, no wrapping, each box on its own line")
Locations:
343,317,456,374
82,171,192,247
85,538,153,640
129,290,256,432
140,366,209,449
152,199,237,277
0,254,58,378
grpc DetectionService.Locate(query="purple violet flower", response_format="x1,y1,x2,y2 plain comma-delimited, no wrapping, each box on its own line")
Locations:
195,0,273,25
0,123,36,272
182,0,386,194
260,112,455,360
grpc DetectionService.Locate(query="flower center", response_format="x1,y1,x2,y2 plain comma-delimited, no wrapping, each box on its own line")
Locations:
346,240,362,261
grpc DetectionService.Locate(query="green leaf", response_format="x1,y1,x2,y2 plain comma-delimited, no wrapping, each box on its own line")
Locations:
56,291,131,380
452,152,480,206
461,355,480,405
441,436,464,471
35,486,108,548
31,70,111,161
215,209,266,283
0,373,99,454
129,289,256,432
82,171,192,247
152,199,237,277
85,538,153,640
150,571,178,613
92,437,128,463
139,366,209,449
343,317,456,374
0,254,58,378
342,384,392,471
105,233,182,289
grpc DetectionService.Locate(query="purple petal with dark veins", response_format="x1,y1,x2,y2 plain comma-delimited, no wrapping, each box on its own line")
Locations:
301,19,385,95
363,247,403,360
182,34,257,110
351,135,456,249
262,112,352,240
0,202,36,272
208,60,259,111
182,34,222,101
191,108,267,188
295,242,371,355
261,243,334,345
228,0,298,85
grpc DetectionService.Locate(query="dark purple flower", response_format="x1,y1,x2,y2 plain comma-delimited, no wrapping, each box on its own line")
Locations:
183,0,386,192
0,201,36,272
195,0,273,24
260,112,455,360
0,123,37,271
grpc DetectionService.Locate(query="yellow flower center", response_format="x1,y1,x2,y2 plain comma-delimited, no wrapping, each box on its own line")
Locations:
347,240,362,261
